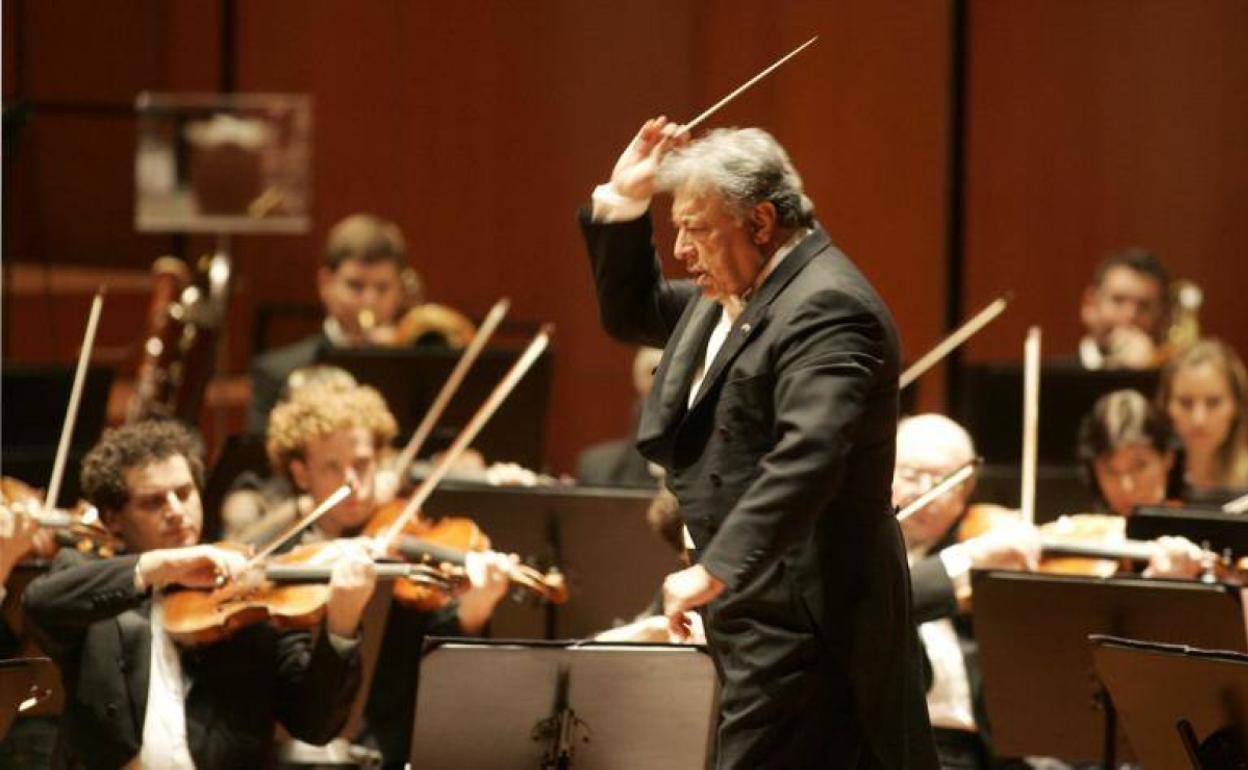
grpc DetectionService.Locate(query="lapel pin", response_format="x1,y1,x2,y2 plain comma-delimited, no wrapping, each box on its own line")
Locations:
741,322,752,334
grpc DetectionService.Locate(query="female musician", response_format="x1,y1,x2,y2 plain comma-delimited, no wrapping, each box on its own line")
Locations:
22,420,375,769
1156,339,1248,499
264,380,511,768
1075,389,1206,575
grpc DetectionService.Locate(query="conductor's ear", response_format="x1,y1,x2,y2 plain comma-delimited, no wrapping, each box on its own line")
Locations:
749,202,778,246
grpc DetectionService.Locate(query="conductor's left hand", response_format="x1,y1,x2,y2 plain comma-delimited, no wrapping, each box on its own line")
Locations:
662,564,724,641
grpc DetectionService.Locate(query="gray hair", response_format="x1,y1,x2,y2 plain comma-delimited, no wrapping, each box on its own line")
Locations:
656,127,814,227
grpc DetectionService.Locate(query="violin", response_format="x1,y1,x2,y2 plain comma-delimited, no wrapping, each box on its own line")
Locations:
0,476,124,558
958,503,1233,580
363,500,567,610
159,540,450,647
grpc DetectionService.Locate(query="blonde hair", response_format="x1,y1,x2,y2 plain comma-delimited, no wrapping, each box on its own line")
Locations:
266,382,398,480
1158,339,1248,486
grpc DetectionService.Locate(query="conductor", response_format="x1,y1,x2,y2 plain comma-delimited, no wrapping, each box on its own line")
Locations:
578,117,936,769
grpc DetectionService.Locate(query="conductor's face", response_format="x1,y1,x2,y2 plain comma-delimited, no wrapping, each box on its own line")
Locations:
671,187,766,301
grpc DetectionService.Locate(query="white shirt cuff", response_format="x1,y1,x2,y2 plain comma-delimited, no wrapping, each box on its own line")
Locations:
591,183,650,222
327,631,361,655
938,543,974,596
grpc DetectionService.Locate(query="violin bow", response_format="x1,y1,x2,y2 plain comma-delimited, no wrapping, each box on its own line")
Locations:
1020,327,1042,526
1224,490,1248,514
895,457,982,522
682,36,818,134
899,293,1011,390
45,289,105,510
389,297,510,478
246,484,352,568
372,325,553,555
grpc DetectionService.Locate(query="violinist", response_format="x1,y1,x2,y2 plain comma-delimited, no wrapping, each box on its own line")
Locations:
894,414,1039,770
1075,389,1208,577
22,421,377,769
0,493,59,766
0,500,49,609
264,381,511,768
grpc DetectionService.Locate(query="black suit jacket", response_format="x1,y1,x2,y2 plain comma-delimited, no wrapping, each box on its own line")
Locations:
248,332,331,434
23,551,361,769
582,210,936,769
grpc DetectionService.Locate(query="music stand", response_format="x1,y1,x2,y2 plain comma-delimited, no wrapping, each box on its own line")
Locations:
0,658,55,741
1,364,113,506
421,483,671,640
410,639,718,769
321,346,552,470
955,362,1158,463
971,570,1248,765
1128,506,1248,560
1092,636,1248,770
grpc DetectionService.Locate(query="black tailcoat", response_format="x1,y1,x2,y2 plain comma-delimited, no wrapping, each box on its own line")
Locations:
582,210,937,769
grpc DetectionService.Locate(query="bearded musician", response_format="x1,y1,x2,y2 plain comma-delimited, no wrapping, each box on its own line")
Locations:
895,412,1209,770
21,420,377,769
261,380,512,768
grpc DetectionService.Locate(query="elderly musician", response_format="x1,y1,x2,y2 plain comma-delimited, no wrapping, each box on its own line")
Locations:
579,117,937,769
897,410,1211,768
264,381,512,768
22,420,376,769
894,414,1039,769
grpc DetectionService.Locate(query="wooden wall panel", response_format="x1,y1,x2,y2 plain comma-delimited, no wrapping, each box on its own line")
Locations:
5,0,949,475
699,0,952,399
963,0,1248,362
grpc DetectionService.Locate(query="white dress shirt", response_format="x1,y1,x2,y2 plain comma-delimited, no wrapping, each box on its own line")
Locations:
131,596,195,770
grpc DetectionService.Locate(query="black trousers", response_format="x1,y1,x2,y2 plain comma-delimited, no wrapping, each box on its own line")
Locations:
932,727,990,770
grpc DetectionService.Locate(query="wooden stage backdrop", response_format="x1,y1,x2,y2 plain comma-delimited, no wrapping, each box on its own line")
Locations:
3,0,1246,475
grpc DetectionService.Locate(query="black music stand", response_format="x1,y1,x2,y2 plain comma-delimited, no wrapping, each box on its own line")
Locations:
1,364,113,506
0,658,55,741
421,483,672,640
409,639,718,770
971,570,1248,765
1128,506,1248,560
955,362,1158,464
321,346,552,470
1092,636,1248,770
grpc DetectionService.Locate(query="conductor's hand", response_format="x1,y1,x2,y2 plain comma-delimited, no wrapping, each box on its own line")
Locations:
609,116,689,202
325,539,378,638
662,564,724,641
136,544,249,591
